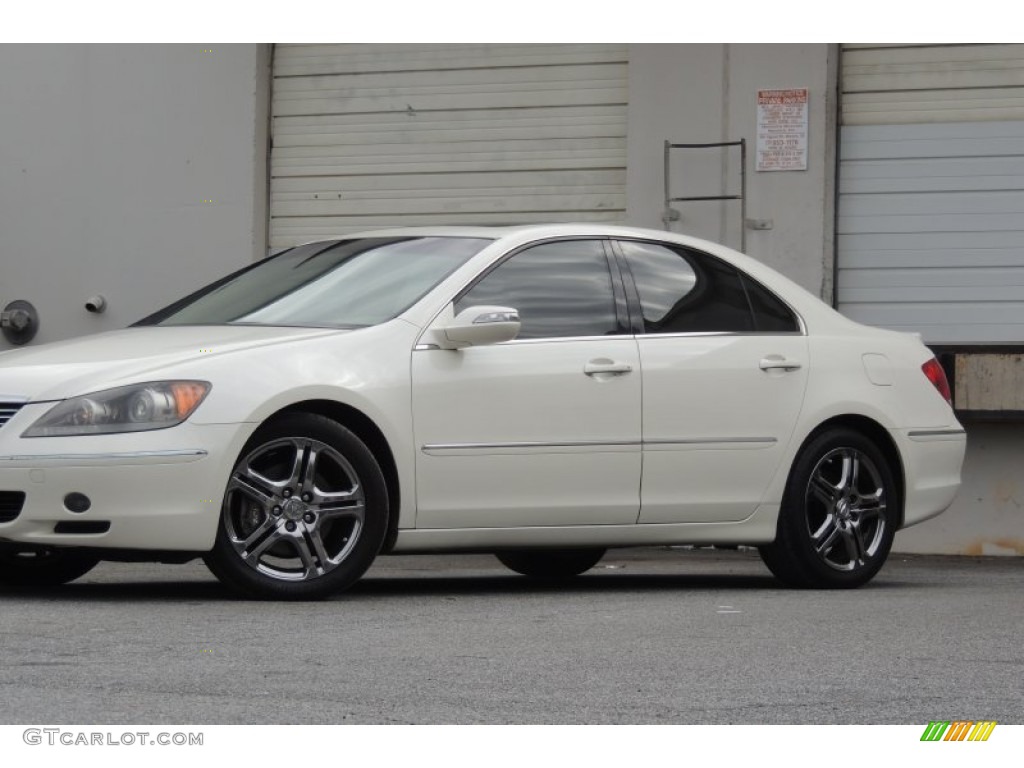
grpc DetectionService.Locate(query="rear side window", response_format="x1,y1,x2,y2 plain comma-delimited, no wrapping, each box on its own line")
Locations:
618,240,799,334
619,241,752,333
743,275,800,332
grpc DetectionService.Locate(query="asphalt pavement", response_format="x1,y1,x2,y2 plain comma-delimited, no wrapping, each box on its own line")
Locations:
0,547,1020,724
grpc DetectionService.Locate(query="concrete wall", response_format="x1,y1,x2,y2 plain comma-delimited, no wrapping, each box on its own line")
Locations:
625,44,837,300
0,44,269,349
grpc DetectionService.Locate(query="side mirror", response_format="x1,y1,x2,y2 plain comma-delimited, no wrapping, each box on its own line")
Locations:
442,305,521,348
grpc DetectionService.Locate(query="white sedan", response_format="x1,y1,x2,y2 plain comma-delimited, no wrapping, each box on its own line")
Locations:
0,225,965,598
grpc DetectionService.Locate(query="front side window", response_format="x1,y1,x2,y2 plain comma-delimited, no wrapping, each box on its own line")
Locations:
455,240,620,339
137,237,491,329
618,240,799,334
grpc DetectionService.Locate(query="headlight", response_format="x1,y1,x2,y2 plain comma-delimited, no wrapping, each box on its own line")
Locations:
23,381,211,437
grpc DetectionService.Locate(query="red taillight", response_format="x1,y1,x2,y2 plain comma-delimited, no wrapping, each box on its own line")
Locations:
921,358,952,405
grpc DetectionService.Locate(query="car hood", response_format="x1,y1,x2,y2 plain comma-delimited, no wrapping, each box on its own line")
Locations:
0,325,343,402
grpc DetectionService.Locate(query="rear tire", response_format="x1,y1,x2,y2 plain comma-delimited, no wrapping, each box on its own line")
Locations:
759,428,897,589
495,548,606,579
0,547,100,587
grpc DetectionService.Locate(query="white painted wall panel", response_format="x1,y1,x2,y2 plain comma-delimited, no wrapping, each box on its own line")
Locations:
840,121,1024,159
841,157,1024,193
272,139,626,176
272,64,627,116
844,44,1024,93
842,44,1024,124
269,44,628,248
841,267,1024,288
838,122,1024,344
839,232,1024,267
838,45,1024,345
273,107,627,147
0,44,268,349
269,211,626,245
843,88,1024,125
273,44,629,77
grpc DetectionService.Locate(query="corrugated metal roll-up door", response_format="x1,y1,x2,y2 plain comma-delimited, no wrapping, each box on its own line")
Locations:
269,44,628,250
838,44,1024,345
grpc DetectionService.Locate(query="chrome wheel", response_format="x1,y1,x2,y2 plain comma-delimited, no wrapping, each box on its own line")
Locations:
207,414,387,600
758,427,897,589
224,437,365,582
805,447,888,572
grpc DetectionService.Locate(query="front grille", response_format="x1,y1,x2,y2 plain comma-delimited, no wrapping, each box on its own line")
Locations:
0,402,25,428
0,491,26,523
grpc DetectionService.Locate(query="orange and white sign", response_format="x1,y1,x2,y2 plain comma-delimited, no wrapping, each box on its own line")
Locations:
756,88,808,172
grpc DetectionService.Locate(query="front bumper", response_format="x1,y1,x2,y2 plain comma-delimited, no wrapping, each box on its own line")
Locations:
0,405,247,551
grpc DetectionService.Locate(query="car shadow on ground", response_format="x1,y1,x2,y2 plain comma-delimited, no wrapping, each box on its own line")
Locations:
0,569,927,604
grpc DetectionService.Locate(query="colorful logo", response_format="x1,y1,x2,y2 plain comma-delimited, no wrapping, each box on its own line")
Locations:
921,721,997,742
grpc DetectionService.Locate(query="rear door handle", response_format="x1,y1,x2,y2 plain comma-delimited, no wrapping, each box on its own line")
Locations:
584,359,633,377
759,356,802,372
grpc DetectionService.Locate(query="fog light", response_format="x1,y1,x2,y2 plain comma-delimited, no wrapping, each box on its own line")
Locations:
63,492,91,513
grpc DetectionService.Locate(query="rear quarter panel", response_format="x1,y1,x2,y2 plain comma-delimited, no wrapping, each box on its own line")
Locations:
762,325,964,527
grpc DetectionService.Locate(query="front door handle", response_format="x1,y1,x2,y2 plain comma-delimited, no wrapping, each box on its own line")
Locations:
759,356,802,372
584,359,633,377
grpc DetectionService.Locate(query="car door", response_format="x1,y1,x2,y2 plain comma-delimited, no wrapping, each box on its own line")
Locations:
411,239,642,529
612,239,809,524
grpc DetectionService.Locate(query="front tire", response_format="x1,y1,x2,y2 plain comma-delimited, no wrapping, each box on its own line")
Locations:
759,428,897,589
495,548,606,579
204,413,388,600
0,547,100,587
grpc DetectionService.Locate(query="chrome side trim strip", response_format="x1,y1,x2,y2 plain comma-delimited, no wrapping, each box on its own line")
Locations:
416,331,805,347
423,440,641,453
907,429,967,442
422,437,776,454
635,331,804,340
0,449,209,464
644,437,777,446
449,334,632,346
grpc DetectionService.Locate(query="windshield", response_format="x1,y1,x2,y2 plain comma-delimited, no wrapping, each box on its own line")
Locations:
136,236,492,328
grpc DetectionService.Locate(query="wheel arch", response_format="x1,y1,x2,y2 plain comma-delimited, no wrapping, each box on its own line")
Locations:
795,414,906,528
266,399,402,553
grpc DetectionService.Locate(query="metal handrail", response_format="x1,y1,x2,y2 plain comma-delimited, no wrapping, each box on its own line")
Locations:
663,139,747,251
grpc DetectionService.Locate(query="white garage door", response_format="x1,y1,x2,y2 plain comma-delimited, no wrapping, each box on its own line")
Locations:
269,44,628,250
838,44,1024,345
